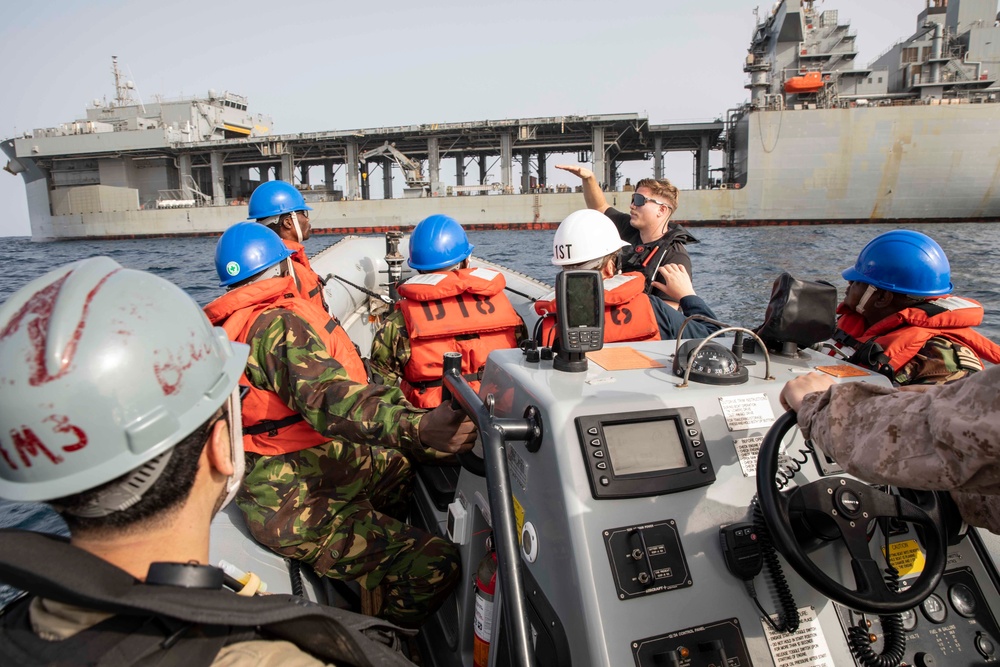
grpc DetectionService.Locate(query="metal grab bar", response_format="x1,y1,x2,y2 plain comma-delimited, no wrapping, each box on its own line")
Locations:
441,352,537,667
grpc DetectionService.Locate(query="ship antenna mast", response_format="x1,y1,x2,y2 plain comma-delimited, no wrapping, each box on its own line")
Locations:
111,55,135,107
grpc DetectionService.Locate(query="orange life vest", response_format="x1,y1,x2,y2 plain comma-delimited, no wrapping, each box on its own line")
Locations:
835,295,1000,372
284,239,327,311
534,272,660,346
204,274,368,455
396,267,522,408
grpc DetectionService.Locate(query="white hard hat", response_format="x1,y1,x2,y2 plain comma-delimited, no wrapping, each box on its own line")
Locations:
0,257,249,503
551,209,630,267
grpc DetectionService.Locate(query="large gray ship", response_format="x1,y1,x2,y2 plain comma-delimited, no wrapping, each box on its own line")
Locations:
3,0,1000,242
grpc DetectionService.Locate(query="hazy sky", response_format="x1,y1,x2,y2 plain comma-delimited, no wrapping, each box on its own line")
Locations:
0,0,926,237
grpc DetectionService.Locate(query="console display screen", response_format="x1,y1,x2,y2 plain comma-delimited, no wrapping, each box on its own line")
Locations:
604,420,689,476
565,273,602,328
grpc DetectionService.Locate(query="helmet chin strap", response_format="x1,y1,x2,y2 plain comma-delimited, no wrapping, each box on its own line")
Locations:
286,258,300,292
220,386,245,511
292,213,303,243
854,284,879,315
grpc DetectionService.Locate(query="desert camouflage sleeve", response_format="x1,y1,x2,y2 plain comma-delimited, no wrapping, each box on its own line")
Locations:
245,309,422,451
798,366,1000,532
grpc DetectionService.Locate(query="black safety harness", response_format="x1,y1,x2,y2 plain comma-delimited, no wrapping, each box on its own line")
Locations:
0,530,413,667
621,224,698,295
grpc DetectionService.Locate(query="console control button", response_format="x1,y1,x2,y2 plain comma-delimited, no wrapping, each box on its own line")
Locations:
977,632,997,660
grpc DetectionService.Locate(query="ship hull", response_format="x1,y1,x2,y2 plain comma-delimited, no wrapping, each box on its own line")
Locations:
7,104,1000,241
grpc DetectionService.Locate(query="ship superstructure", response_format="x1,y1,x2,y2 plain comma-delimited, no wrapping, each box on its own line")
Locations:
744,0,999,108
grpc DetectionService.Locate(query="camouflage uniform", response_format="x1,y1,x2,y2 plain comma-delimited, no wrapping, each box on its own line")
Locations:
369,310,413,388
369,309,528,387
893,336,984,385
237,309,459,628
798,365,1000,533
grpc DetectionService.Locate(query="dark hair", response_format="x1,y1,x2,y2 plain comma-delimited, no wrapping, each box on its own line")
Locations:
53,410,221,534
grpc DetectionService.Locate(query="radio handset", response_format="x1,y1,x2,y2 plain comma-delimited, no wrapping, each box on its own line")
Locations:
553,270,604,373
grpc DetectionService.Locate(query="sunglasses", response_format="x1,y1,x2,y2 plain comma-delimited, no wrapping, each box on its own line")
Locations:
631,193,670,209
297,209,310,220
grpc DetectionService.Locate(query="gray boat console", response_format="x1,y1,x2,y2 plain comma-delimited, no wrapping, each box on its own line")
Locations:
414,339,1000,667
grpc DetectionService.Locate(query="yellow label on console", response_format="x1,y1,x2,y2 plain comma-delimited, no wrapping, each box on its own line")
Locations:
512,494,525,544
881,539,926,576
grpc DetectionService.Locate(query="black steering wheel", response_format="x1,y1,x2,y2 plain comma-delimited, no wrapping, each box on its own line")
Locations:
756,411,948,614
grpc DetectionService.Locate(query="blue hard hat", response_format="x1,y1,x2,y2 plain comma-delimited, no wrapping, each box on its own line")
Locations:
248,181,313,220
215,222,293,287
841,229,953,297
408,215,474,271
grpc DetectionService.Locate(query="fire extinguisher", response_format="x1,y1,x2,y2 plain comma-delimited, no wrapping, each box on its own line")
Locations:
473,543,498,667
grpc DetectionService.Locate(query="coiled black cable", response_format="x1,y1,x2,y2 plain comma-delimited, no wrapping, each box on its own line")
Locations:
287,558,305,598
846,561,907,666
751,495,800,633
774,444,813,490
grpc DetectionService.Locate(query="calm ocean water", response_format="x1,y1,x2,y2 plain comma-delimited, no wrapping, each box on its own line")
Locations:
1,222,998,603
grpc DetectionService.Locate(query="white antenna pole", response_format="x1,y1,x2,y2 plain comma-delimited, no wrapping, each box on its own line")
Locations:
126,65,146,114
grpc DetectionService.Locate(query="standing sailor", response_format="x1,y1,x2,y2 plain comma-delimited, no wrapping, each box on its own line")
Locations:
833,230,1000,385
248,180,328,310
555,164,697,298
369,215,527,408
205,223,476,628
535,210,719,345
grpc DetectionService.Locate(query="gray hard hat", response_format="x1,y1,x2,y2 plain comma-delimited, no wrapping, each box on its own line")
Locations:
0,257,249,503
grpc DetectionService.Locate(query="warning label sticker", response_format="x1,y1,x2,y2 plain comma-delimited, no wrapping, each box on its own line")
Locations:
763,606,834,667
735,435,793,477
720,393,775,431
511,494,525,544
881,539,926,577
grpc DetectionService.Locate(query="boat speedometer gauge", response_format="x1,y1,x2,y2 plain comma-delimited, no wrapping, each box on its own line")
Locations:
672,340,749,385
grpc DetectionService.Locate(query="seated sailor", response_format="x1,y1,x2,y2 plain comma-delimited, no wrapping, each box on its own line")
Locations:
834,229,1000,385
369,214,527,408
0,257,414,666
203,222,476,628
248,180,329,311
535,209,721,345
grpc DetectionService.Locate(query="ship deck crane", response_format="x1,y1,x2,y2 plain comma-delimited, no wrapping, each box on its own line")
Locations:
358,141,428,191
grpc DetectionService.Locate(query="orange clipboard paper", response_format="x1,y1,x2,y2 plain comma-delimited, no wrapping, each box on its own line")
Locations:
815,365,871,378
587,347,665,371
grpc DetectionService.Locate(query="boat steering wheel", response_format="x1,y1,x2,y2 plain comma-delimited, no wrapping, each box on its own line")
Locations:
756,411,948,614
